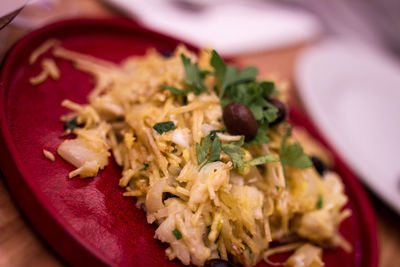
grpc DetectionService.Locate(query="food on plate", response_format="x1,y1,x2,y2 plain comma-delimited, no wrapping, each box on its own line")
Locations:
42,149,55,162
31,41,351,267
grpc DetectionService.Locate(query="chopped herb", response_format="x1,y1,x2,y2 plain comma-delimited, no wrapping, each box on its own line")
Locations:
181,54,208,95
162,85,190,95
196,131,276,170
139,163,149,171
280,127,313,177
196,134,213,165
247,154,278,166
316,195,323,209
64,117,79,130
248,127,270,146
202,136,221,167
221,143,245,171
172,229,182,240
231,136,245,146
162,54,210,96
172,147,178,153
210,50,281,142
153,121,176,134
211,50,257,98
243,242,253,254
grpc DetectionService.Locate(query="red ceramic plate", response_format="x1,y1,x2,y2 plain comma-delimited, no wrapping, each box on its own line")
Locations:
0,18,378,267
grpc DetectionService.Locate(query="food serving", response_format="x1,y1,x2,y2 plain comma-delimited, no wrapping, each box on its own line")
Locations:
31,40,351,267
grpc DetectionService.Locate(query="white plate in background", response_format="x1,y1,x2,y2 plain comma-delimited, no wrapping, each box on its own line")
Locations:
104,0,320,55
0,0,27,17
296,39,400,213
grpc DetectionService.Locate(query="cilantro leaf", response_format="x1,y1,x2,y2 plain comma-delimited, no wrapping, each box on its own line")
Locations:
231,136,245,146
316,195,323,209
211,50,226,83
211,50,257,99
181,54,207,95
247,154,278,166
153,121,176,134
162,85,190,95
248,127,270,146
262,101,279,124
280,127,312,170
249,104,263,121
139,163,149,171
234,66,258,84
259,81,277,97
64,117,79,130
172,229,182,240
196,134,212,165
221,143,245,171
219,65,237,98
203,136,222,166
283,143,313,169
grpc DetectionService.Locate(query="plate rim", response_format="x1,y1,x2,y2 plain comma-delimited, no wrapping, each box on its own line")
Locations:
0,18,378,267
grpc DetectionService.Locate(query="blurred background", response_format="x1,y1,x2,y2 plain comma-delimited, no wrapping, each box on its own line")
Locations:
0,0,399,266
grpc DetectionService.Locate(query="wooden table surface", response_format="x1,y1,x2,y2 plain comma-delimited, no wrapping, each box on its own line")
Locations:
0,1,399,266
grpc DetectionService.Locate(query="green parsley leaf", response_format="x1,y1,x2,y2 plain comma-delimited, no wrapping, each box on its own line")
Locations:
200,69,213,78
211,50,226,84
196,134,212,165
139,163,149,171
280,127,313,169
316,195,323,209
211,50,258,99
231,136,245,146
221,143,245,171
283,143,313,169
172,229,182,240
248,127,270,146
247,154,279,166
259,81,278,97
203,136,222,166
249,104,263,121
235,66,258,84
181,54,207,95
219,65,237,98
153,121,176,134
64,117,79,130
161,85,190,95
263,102,279,124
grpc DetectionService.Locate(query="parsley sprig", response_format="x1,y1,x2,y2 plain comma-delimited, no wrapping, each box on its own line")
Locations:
196,131,278,171
162,50,280,146
280,127,313,177
153,121,176,134
162,54,210,95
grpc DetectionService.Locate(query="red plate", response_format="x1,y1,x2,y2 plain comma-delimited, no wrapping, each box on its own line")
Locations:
0,18,378,267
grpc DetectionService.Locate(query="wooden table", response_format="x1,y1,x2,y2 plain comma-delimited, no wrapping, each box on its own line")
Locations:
0,1,399,266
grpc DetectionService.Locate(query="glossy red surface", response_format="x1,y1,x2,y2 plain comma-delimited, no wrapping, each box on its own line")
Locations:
0,18,378,267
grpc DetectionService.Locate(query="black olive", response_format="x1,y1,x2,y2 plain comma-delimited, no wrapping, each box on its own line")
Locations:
223,102,258,141
268,98,286,125
204,259,237,267
311,156,327,176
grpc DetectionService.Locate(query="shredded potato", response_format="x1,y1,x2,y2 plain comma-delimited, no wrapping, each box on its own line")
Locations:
32,42,351,267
